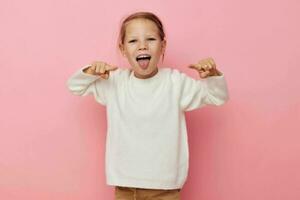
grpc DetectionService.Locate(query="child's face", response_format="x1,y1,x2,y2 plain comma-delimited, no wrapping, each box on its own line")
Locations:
120,18,166,79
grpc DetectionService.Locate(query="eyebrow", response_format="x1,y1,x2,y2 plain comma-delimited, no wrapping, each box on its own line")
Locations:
127,35,157,39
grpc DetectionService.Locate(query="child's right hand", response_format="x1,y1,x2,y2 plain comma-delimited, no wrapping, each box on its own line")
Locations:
84,61,118,79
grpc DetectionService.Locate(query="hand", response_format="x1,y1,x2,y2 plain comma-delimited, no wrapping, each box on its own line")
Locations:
188,57,222,78
85,61,118,79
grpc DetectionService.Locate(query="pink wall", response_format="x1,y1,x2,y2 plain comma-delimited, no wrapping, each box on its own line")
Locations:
1,0,299,199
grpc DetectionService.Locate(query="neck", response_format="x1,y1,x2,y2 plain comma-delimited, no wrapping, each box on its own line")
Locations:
134,68,158,79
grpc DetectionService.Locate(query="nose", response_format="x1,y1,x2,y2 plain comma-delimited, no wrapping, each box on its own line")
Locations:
138,41,148,50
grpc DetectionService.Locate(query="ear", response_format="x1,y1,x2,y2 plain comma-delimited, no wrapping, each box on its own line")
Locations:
161,39,167,54
119,43,126,56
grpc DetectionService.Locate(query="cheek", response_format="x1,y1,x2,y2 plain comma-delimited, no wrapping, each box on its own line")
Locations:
155,44,163,53
154,48,163,57
128,54,136,63
124,49,134,58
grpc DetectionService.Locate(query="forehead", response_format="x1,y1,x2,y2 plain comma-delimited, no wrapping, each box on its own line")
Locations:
125,19,159,37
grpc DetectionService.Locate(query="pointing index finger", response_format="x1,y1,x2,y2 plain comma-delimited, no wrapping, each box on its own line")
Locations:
106,65,118,71
188,64,197,69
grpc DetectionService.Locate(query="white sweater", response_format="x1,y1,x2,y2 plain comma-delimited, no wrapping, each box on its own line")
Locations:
66,65,229,190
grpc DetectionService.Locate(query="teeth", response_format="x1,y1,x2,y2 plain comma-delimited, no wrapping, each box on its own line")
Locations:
136,54,151,61
138,55,150,58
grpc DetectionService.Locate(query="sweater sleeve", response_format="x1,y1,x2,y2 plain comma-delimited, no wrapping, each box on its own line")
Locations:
179,72,229,112
66,64,115,106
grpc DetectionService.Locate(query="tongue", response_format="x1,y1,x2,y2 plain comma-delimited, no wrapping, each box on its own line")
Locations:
137,59,150,69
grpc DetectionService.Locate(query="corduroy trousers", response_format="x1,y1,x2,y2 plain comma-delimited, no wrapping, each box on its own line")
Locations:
115,186,181,200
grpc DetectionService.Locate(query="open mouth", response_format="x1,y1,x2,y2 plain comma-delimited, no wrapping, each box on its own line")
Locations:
136,54,151,61
136,54,151,69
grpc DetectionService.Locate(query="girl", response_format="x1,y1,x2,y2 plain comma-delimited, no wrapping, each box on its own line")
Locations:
67,11,229,200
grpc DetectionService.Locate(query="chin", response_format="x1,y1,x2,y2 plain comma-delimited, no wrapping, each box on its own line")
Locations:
132,66,155,77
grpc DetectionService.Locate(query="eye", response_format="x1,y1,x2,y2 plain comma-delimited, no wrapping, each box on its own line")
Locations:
128,39,136,43
148,38,156,41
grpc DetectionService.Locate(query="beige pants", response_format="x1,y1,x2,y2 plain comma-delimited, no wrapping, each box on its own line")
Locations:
115,186,181,200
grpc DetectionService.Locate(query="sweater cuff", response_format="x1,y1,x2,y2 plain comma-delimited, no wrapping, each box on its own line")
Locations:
203,73,229,104
79,64,100,78
202,73,226,84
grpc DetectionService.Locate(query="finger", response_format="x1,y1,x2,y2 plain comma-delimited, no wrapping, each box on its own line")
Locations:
207,58,216,68
201,70,210,78
193,64,205,72
99,74,106,79
100,73,109,79
99,63,106,74
106,64,118,71
208,64,217,75
95,62,101,74
199,71,206,78
207,59,218,75
198,63,207,71
202,60,211,70
188,64,197,69
200,64,207,71
90,62,96,71
206,62,213,70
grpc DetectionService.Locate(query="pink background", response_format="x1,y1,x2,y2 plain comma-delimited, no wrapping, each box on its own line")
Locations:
1,0,299,199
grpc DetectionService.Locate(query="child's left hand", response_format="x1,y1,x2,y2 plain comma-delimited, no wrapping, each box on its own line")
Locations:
188,57,222,78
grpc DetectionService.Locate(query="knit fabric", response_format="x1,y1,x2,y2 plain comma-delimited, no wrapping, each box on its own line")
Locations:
67,65,229,189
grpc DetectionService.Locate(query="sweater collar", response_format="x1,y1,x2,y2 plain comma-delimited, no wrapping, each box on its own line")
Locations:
130,68,163,84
